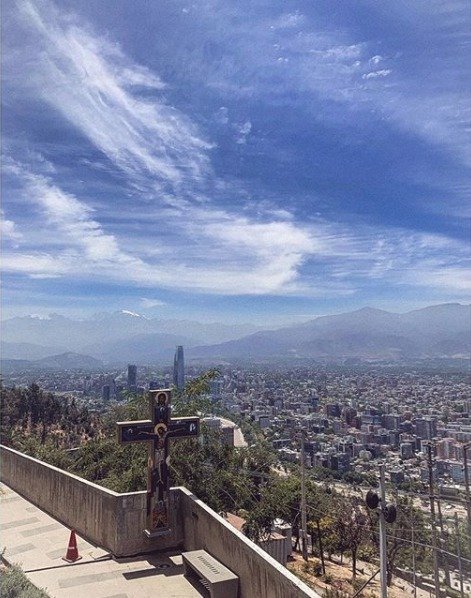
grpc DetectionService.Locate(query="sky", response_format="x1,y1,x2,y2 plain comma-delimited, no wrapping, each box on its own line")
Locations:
2,0,470,325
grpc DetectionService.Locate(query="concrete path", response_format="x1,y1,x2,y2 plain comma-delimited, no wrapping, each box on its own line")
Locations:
0,483,205,598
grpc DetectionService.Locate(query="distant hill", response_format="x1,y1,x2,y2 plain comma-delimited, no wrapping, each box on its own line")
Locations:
35,352,104,370
1,341,68,360
0,359,34,374
0,352,103,373
190,303,471,362
0,310,261,361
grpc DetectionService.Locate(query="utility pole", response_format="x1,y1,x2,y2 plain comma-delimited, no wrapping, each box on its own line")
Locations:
463,443,471,550
436,487,450,588
411,523,417,598
299,429,308,561
316,519,326,575
454,512,464,598
379,464,388,598
426,443,441,598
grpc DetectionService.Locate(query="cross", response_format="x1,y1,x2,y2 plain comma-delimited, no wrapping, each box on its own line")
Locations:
117,388,199,537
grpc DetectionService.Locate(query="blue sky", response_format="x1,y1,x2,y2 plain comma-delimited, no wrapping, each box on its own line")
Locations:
2,0,470,324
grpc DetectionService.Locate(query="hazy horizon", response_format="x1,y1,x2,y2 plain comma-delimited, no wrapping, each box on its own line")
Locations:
2,301,470,328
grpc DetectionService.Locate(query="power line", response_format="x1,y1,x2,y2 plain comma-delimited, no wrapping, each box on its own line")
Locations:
385,533,471,564
300,502,471,564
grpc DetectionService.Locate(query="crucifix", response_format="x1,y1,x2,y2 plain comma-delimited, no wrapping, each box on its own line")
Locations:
117,388,199,537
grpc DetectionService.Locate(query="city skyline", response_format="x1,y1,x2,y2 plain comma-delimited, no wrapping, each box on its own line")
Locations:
2,0,470,323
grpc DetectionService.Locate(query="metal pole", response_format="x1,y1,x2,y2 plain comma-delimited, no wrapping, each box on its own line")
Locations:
300,429,308,561
379,464,388,598
454,512,464,598
463,443,471,550
352,569,380,598
426,443,441,598
411,523,417,598
436,487,450,588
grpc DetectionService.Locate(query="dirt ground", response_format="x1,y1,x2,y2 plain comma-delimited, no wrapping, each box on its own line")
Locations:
288,553,432,597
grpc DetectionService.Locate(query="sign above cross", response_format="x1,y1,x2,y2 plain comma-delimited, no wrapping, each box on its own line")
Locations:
117,388,199,537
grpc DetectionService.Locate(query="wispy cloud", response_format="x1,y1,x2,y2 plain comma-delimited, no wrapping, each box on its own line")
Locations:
14,0,212,194
362,69,392,80
3,159,320,294
4,158,469,297
4,1,325,295
166,2,470,164
1,210,23,244
140,298,166,309
3,0,469,306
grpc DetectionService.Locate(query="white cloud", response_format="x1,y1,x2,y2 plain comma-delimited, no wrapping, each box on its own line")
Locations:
214,106,229,124
270,12,306,31
235,121,252,144
410,266,471,292
4,160,319,295
140,298,166,309
2,252,71,278
3,1,469,300
369,55,384,65
362,69,392,79
14,0,212,192
1,211,23,244
118,66,166,90
6,160,469,297
179,3,469,165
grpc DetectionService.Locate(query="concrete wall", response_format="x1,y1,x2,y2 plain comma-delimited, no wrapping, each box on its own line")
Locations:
180,488,320,598
1,446,320,597
0,445,183,556
259,536,288,566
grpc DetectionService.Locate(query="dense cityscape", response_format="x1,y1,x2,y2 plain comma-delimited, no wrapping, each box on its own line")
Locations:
3,346,471,597
4,350,471,494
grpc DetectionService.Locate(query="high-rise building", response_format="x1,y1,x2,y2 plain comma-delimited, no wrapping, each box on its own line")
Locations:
127,364,137,389
400,442,414,460
173,346,185,391
415,417,437,440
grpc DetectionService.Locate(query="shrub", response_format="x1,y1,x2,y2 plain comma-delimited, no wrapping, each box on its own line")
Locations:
0,564,49,598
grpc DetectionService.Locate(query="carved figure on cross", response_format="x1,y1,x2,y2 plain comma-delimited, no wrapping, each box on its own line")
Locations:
117,388,199,537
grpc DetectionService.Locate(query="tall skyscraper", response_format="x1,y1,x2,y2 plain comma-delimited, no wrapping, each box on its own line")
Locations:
173,346,185,391
127,364,137,389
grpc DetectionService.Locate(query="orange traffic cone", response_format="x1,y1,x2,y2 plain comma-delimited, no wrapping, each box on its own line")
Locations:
62,529,82,563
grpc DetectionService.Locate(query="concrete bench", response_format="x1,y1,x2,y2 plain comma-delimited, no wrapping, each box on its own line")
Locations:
182,549,238,598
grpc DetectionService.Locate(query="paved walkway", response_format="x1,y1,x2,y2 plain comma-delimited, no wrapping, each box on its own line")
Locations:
0,483,205,598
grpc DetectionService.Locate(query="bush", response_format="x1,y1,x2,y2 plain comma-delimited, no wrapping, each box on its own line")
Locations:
0,564,49,598
312,562,323,576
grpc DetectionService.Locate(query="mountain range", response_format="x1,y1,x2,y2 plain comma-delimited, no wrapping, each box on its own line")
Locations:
0,311,260,364
190,304,470,362
1,352,103,374
1,304,469,366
